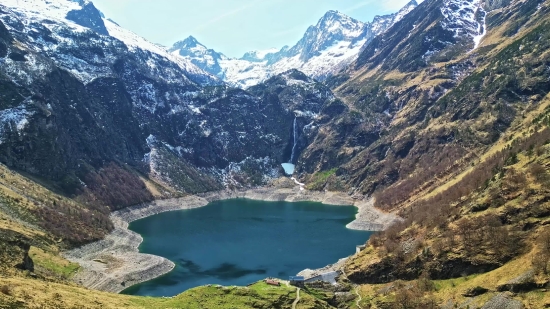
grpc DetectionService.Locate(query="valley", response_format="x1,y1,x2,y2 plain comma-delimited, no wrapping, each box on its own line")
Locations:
0,0,550,308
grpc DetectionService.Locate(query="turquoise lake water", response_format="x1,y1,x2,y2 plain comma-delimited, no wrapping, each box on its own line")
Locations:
122,198,373,297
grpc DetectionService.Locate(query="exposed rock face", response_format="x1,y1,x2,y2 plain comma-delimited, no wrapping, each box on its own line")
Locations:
66,1,108,35
481,293,524,309
0,1,340,194
497,270,538,293
483,0,512,10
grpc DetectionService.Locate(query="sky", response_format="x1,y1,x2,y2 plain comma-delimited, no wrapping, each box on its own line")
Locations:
91,0,416,58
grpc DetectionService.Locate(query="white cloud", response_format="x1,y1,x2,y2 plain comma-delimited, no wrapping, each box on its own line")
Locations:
343,0,422,15
382,0,422,11
342,0,375,13
193,0,258,31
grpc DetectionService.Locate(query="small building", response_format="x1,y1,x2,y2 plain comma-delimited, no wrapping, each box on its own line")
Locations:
289,276,305,287
265,279,280,286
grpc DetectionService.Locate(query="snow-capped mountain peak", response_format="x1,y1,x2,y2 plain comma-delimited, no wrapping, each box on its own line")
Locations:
168,36,226,77
240,48,280,62
169,1,419,88
316,10,366,35
172,36,205,51
395,0,419,23
288,10,368,62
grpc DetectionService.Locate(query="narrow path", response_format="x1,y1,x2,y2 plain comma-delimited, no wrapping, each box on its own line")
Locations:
342,268,362,309
354,286,362,309
292,287,300,309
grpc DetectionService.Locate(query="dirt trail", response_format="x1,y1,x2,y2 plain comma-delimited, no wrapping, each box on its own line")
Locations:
292,288,300,309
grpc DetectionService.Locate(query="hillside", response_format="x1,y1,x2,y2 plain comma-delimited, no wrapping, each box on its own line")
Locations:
296,0,550,307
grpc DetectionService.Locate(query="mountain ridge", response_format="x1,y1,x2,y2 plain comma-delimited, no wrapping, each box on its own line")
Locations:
170,1,419,88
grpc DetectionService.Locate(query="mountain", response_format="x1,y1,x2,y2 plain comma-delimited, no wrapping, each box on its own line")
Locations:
296,0,550,306
0,0,341,200
168,36,226,78
170,1,419,88
2,0,550,308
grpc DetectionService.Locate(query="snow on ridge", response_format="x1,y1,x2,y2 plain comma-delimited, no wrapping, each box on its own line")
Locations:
0,0,81,21
394,1,418,23
103,19,217,82
0,0,89,32
318,10,368,38
0,0,218,86
472,9,487,49
440,0,486,45
242,48,280,61
172,1,418,88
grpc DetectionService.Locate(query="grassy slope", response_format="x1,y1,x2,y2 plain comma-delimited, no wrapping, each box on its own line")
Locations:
342,76,550,309
330,1,550,308
0,279,331,309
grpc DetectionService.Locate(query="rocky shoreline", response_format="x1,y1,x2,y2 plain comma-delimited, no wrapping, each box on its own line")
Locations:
64,187,400,293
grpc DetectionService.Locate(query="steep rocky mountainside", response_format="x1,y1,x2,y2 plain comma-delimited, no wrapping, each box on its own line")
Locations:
294,0,550,307
170,1,418,88
300,0,549,196
0,0,342,199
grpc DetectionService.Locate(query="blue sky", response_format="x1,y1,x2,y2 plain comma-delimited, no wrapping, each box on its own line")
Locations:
92,0,415,58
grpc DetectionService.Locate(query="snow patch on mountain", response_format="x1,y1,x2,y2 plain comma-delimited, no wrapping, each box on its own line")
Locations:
0,0,85,27
0,104,34,144
241,48,279,62
440,0,487,47
0,0,218,86
103,21,219,84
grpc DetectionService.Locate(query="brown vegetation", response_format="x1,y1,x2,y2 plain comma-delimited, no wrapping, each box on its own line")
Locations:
77,163,154,211
360,128,550,285
32,163,155,246
0,285,11,296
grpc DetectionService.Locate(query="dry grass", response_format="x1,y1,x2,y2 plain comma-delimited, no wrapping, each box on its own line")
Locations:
413,93,550,203
29,247,80,279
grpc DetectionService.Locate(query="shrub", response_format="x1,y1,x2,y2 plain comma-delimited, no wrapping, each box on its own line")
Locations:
0,285,11,296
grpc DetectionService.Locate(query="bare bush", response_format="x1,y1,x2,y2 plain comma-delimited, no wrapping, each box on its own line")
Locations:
0,285,11,296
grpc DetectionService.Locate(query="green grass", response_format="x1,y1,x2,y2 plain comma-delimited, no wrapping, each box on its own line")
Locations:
432,274,479,292
28,247,80,279
307,169,338,190
127,283,304,309
0,277,336,309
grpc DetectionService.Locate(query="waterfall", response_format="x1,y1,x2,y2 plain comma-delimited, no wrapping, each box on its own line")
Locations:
281,117,299,175
290,117,298,163
281,117,298,175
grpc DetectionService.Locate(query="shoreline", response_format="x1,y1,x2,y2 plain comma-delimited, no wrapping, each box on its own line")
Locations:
64,187,400,294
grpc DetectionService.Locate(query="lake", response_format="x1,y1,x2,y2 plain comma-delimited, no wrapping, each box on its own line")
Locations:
122,198,372,297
